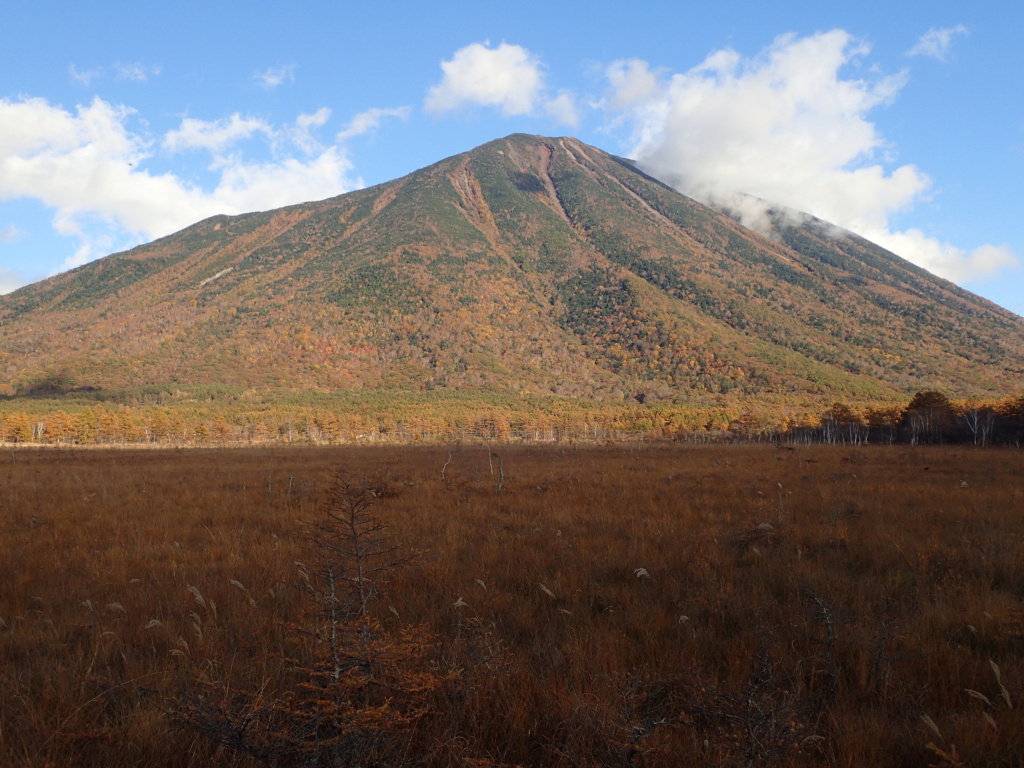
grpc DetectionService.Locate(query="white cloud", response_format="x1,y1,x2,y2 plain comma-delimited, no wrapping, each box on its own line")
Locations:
0,267,27,294
0,96,359,275
606,59,661,110
58,228,119,272
0,223,26,242
908,25,968,61
207,147,353,214
164,113,274,154
336,106,411,142
605,30,1018,284
166,109,340,158
115,62,161,82
286,107,332,154
69,64,101,86
426,42,583,128
425,42,544,116
545,92,581,128
68,62,160,86
253,64,295,90
866,230,1017,283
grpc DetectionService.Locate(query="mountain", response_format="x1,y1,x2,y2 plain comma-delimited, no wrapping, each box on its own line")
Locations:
2,133,1022,408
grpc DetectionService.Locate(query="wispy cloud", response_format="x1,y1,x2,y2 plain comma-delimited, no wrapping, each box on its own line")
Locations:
284,107,331,154
336,106,411,142
115,62,161,82
604,30,1018,284
0,223,27,243
68,64,101,86
69,62,160,86
606,59,661,110
908,25,968,61
253,64,295,90
545,91,581,128
163,113,274,154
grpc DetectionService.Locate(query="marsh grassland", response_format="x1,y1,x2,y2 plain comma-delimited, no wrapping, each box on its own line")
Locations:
1,444,1022,767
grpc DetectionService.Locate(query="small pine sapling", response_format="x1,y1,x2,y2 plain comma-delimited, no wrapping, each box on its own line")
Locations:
174,472,448,767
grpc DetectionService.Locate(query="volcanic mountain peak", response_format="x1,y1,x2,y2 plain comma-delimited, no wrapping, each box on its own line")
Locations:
1,133,1022,405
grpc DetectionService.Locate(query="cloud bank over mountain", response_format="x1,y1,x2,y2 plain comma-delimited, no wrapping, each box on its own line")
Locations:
602,30,1016,284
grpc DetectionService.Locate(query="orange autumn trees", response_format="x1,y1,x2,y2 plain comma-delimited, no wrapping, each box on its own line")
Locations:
1,389,1022,447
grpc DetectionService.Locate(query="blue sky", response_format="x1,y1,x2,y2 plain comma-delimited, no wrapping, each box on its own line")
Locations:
1,0,1021,316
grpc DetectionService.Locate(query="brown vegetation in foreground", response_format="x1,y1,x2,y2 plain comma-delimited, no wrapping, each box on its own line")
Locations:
1,444,1022,767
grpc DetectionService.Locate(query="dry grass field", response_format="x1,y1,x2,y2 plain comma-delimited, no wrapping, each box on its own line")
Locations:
1,443,1022,767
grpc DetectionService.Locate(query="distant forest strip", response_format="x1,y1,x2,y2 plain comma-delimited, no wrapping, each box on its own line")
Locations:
0,388,1021,447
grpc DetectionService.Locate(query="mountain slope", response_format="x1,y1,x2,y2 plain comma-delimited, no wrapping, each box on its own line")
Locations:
2,134,1022,405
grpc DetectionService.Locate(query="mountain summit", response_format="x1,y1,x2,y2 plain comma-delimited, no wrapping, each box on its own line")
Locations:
2,134,1022,403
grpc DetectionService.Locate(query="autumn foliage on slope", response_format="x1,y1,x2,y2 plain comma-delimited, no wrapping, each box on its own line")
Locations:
3,135,1023,405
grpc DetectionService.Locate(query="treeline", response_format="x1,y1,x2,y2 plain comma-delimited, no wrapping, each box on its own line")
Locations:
0,398,716,446
1,390,1021,447
734,391,1024,447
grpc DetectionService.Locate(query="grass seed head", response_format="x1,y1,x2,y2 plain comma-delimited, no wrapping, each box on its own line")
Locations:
990,660,1012,708
921,712,942,741
186,585,206,609
965,689,993,707
921,713,943,741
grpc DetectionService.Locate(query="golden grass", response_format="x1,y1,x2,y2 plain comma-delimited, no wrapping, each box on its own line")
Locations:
1,443,1022,766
